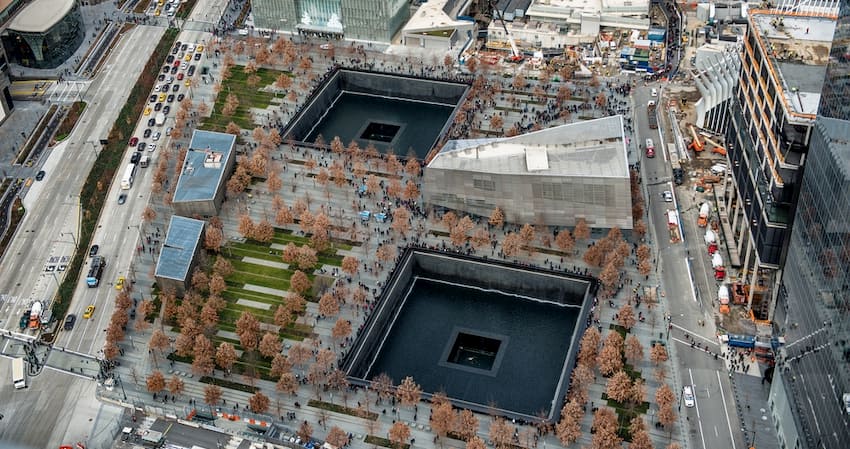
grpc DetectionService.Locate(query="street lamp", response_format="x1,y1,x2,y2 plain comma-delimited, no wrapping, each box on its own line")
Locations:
117,372,128,401
60,232,78,249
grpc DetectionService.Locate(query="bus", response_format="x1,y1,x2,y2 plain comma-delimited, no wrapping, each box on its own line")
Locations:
120,163,137,190
12,357,26,389
86,256,105,287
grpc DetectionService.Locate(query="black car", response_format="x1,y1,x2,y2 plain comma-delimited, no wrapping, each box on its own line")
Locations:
154,102,162,111
166,55,174,63
171,46,179,55
158,74,166,81
187,65,196,76
148,118,156,127
180,43,188,51
167,94,175,103
172,84,180,92
131,152,141,164
149,94,157,103
143,128,152,138
117,193,127,204
35,170,45,181
170,66,178,74
137,142,146,151
89,244,99,257
194,52,202,61
162,65,170,73
177,94,185,102
162,105,171,115
64,314,76,331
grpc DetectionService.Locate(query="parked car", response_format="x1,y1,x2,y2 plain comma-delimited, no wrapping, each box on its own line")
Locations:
152,132,161,142
172,84,179,92
89,244,99,257
130,152,141,164
148,118,156,127
149,94,157,103
154,102,162,111
177,94,185,102
166,55,174,63
143,128,152,138
167,94,175,103
35,170,45,181
187,65,196,76
129,137,139,146
163,105,171,115
662,191,673,202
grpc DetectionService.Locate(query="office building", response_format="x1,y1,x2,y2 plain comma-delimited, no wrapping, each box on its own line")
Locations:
251,0,409,42
721,8,836,320
423,116,631,229
769,2,850,448
154,216,206,296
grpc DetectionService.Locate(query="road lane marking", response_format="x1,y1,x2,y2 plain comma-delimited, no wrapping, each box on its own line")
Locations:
689,369,701,419
716,370,738,449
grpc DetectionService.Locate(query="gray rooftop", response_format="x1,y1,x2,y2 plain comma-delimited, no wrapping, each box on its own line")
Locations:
154,216,205,281
8,0,75,33
173,130,236,203
428,116,629,178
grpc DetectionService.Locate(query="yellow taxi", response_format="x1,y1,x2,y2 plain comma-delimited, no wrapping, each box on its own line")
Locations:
83,305,96,319
115,276,125,290
158,93,166,102
144,107,151,116
184,79,191,86
154,8,161,16
196,45,204,52
184,53,192,61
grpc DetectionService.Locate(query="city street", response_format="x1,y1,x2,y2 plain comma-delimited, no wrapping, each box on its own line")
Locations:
632,85,746,449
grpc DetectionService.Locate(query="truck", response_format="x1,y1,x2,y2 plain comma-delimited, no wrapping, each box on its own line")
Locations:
698,202,710,227
647,101,658,129
155,112,166,126
86,255,105,287
718,285,730,314
12,357,26,389
712,252,726,281
139,154,150,168
28,301,42,329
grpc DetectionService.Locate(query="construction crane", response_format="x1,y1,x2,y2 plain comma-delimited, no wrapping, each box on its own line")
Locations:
688,125,704,152
487,0,524,63
704,135,727,156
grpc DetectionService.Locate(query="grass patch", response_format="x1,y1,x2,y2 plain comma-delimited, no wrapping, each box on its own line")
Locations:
610,324,628,340
54,101,87,142
176,0,198,19
201,67,291,131
308,400,379,420
601,392,650,442
365,436,408,449
199,375,258,393
0,197,25,260
50,28,179,322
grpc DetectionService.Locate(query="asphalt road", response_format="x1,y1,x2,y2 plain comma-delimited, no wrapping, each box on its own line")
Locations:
632,85,746,449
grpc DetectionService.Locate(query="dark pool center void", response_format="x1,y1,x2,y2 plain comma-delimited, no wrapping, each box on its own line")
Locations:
343,249,596,420
284,69,468,159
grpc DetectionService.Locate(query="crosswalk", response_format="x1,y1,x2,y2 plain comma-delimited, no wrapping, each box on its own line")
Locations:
47,81,92,103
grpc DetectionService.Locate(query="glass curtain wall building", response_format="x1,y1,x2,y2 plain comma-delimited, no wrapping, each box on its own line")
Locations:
252,0,409,42
770,2,850,448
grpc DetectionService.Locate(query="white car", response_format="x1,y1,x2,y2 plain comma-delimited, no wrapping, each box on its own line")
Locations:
152,132,161,142
147,144,157,152
662,191,674,202
651,88,658,97
683,385,696,408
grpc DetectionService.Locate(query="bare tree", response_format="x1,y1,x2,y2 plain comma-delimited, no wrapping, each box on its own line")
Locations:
573,218,591,240
605,370,633,403
168,375,185,397
236,310,261,351
259,332,282,358
298,420,314,441
215,342,238,373
488,207,505,228
326,426,350,448
488,417,514,449
650,343,669,365
146,370,165,394
290,270,312,295
371,372,394,404
624,335,644,365
249,392,271,413
388,422,411,449
617,303,637,330
396,376,422,408
203,384,222,405
454,409,479,441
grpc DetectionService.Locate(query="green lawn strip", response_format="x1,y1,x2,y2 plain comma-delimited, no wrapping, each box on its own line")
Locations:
308,400,378,421
220,304,275,324
199,375,258,393
227,245,282,262
365,436,407,449
601,393,650,441
229,259,290,278
221,288,282,305
228,270,291,291
317,253,344,266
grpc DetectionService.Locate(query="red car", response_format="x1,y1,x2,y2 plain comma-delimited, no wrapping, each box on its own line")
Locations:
177,72,184,80
172,60,181,67
129,137,139,146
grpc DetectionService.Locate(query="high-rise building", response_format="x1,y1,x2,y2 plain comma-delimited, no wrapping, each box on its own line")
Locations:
722,8,837,320
769,2,850,448
252,0,409,42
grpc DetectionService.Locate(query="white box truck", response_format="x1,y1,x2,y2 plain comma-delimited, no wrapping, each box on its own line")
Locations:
155,112,166,126
12,357,26,389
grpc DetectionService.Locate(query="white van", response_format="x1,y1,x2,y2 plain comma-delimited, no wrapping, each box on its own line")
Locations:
683,385,695,407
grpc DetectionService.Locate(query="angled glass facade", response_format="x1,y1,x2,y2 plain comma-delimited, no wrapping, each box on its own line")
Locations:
772,2,850,448
252,0,409,42
2,1,84,69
